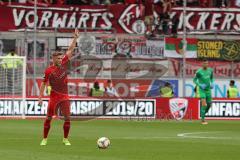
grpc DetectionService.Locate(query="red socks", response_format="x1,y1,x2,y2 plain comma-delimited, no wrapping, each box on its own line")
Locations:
63,120,70,138
43,119,70,139
43,119,51,138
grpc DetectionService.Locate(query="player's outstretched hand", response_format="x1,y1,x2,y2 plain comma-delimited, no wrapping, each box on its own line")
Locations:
74,28,80,38
38,98,43,106
210,83,214,89
199,84,207,90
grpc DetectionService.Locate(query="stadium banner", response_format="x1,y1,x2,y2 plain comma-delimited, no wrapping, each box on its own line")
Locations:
0,98,156,118
1,5,240,34
204,99,240,120
2,97,240,120
26,78,179,98
168,59,240,78
156,98,199,120
164,37,197,58
70,59,168,78
197,40,240,61
181,78,240,98
57,36,164,59
0,4,145,34
172,7,240,34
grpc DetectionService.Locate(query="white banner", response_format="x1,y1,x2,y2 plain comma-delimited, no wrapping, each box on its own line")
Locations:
205,100,240,119
0,98,156,118
179,79,240,98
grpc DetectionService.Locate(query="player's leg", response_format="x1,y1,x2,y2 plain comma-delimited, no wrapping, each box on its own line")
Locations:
60,100,71,145
199,90,208,124
43,116,52,138
205,90,212,114
40,100,55,146
200,99,207,123
40,116,52,146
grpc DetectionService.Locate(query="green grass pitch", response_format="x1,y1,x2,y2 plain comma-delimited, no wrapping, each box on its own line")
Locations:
0,119,239,160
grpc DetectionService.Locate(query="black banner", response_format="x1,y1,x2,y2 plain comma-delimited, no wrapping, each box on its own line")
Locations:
197,40,240,61
205,100,240,119
0,99,156,118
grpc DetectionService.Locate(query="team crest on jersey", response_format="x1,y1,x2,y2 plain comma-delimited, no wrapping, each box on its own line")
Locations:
169,98,188,120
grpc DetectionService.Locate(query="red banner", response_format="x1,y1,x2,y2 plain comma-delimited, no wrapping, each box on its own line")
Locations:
27,78,153,97
2,4,240,34
0,4,145,34
156,98,199,120
26,78,179,98
172,7,240,34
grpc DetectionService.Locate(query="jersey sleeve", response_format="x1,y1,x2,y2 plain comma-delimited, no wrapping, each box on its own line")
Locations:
61,55,70,66
210,69,214,83
43,69,50,83
193,70,200,86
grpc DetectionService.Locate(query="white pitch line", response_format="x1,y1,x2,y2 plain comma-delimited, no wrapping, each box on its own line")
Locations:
177,132,232,140
119,136,176,140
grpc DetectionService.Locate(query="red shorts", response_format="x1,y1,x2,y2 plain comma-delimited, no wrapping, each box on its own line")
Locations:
47,93,70,117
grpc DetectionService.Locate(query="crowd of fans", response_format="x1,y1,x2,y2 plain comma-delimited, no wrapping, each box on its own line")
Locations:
0,0,240,7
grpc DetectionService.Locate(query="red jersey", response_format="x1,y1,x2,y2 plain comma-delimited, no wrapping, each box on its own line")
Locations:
43,55,70,95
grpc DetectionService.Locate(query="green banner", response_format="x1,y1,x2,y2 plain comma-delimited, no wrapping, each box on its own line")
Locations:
197,40,240,61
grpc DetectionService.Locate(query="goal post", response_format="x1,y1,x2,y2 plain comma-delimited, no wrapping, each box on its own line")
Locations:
0,56,26,118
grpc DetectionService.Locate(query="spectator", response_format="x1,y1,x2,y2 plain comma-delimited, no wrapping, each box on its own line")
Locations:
102,0,111,5
175,0,182,5
161,12,171,34
1,49,23,94
186,0,198,6
113,0,124,3
160,82,174,98
171,15,179,36
89,81,104,97
105,80,117,97
144,0,155,36
162,0,172,13
65,0,89,5
214,0,228,7
199,0,209,7
91,0,101,5
227,80,239,98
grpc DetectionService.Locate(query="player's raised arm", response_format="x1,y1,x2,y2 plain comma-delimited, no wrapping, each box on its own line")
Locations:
66,28,80,59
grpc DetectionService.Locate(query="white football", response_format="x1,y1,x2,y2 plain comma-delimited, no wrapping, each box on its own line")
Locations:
97,137,110,149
